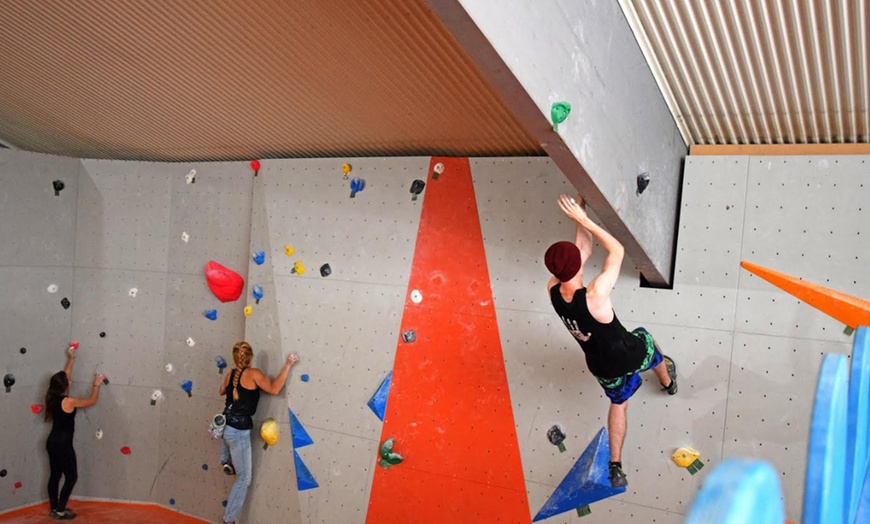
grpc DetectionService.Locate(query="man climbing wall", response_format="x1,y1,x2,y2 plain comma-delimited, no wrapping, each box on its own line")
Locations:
544,194,678,487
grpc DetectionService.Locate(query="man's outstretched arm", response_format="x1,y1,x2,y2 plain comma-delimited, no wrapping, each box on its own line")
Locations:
572,195,594,263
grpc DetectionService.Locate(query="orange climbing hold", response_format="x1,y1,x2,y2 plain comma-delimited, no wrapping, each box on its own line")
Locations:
740,261,870,329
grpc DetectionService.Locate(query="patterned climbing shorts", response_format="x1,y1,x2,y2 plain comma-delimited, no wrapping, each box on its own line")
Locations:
594,327,663,405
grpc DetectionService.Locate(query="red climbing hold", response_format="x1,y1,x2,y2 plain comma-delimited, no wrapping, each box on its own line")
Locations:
120,446,131,455
250,160,261,176
13,482,21,489
31,404,44,414
204,261,245,303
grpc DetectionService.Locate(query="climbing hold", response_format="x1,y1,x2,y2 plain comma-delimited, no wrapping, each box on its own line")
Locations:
252,285,263,304
401,330,416,343
378,437,404,469
181,231,190,243
19,347,26,354
47,284,58,294
13,482,21,489
150,390,163,406
95,429,103,439
99,331,106,338
291,260,306,275
52,180,65,196
102,376,109,385
433,162,445,180
301,374,309,382
410,179,425,201
216,356,227,374
551,102,571,132
636,172,651,196
120,446,131,455
349,177,365,198
204,309,218,321
253,251,266,266
181,380,193,397
293,450,319,490
165,363,174,373
169,498,175,505
4,374,15,393
672,447,704,474
204,260,245,303
0,470,5,477
244,305,253,317
284,244,295,257
31,404,44,414
288,408,314,448
61,297,70,309
341,162,352,179
410,290,422,304
260,418,279,450
222,500,227,507
367,371,392,421
548,425,567,453
128,288,138,298
202,464,208,471
185,169,196,184
319,264,331,277
186,336,195,347
250,159,261,177
69,341,79,350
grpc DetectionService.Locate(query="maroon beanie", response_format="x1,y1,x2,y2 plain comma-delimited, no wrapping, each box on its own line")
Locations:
545,241,582,282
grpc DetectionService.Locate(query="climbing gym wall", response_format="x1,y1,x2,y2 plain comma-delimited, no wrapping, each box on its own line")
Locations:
0,150,79,510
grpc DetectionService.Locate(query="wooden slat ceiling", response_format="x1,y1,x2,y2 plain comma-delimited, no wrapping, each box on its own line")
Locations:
0,0,544,161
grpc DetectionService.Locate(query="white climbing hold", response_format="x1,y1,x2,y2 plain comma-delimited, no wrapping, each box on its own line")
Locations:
165,363,174,373
151,390,164,405
185,170,196,184
186,337,195,347
95,429,103,440
181,231,190,243
129,288,138,298
47,284,59,294
570,197,576,204
434,163,445,174
410,290,423,304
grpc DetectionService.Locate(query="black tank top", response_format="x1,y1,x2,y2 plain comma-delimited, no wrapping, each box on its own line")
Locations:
549,284,646,378
224,368,260,429
48,396,76,442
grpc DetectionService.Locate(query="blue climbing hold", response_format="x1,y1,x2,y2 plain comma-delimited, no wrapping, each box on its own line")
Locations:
202,464,208,471
293,450,319,491
367,371,392,422
252,285,263,304
204,309,217,321
349,177,366,198
288,408,314,449
533,427,626,521
301,374,309,382
216,356,227,372
252,251,266,265
181,380,193,397
169,498,175,505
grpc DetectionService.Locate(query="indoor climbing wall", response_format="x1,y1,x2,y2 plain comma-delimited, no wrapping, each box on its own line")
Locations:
243,157,427,524
0,150,79,511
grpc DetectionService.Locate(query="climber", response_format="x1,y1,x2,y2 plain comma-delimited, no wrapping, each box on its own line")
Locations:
218,342,299,524
44,345,106,520
545,194,677,488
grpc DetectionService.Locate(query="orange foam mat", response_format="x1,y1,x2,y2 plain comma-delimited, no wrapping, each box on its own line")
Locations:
366,157,530,523
0,500,209,523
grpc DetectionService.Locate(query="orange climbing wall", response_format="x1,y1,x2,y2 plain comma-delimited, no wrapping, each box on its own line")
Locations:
366,158,530,523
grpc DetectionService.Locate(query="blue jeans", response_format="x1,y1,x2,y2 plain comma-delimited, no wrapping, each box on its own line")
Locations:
221,426,252,523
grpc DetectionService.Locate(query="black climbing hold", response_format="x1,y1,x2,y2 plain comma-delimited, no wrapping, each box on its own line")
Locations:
3,374,14,393
52,180,65,196
0,469,6,477
547,425,566,446
410,179,425,201
320,263,331,277
19,347,26,354
99,332,106,338
636,172,650,195
61,297,70,309
401,330,416,343
102,377,110,385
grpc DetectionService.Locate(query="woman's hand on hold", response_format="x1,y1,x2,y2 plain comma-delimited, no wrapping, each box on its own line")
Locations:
93,373,106,386
287,354,299,366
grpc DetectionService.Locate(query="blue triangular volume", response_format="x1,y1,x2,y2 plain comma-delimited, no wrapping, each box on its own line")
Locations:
293,450,319,491
367,371,392,421
288,408,314,449
533,427,626,522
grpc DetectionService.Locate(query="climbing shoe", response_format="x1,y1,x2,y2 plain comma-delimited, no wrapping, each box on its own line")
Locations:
608,462,628,488
51,510,76,520
662,355,677,395
222,463,235,476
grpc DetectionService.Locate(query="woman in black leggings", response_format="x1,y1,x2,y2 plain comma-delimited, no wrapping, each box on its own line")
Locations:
44,345,105,520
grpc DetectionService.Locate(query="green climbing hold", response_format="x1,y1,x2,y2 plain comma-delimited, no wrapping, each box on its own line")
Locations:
378,437,404,469
551,102,571,131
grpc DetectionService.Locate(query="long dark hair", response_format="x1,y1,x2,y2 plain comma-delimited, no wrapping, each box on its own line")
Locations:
45,371,69,422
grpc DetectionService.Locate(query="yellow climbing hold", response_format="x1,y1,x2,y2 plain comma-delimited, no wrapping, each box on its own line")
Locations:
672,447,704,474
260,417,279,449
244,305,253,317
293,260,306,275
284,244,295,257
341,162,352,179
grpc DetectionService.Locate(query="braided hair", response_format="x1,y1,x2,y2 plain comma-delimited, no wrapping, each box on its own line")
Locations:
231,341,253,401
